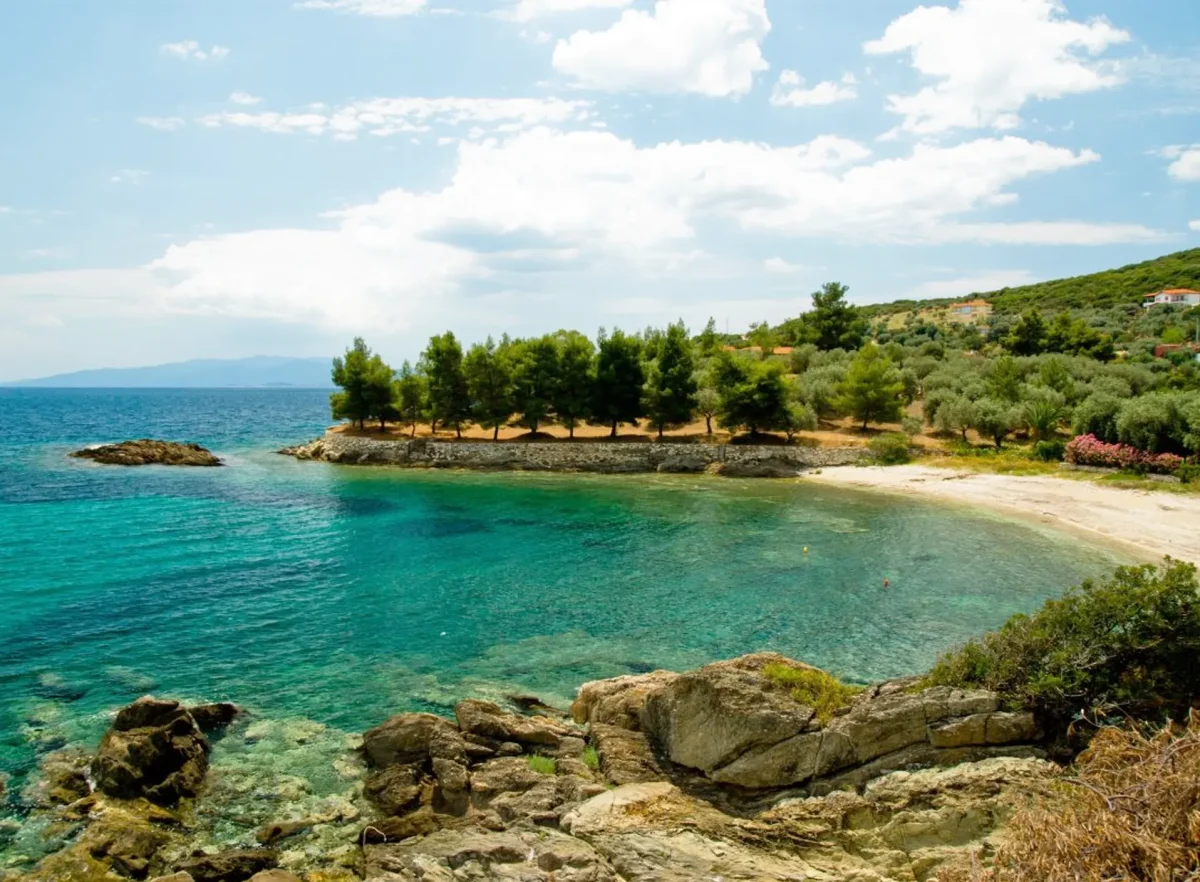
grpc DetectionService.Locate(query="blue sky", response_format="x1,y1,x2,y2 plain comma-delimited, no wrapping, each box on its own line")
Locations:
1,0,1198,380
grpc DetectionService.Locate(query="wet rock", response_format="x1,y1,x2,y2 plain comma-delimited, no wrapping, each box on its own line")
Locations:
506,694,563,718
174,850,278,882
716,458,801,478
570,671,678,731
246,872,299,882
82,812,170,879
362,765,430,816
253,821,313,846
360,713,459,768
92,698,209,805
32,749,95,807
21,849,126,882
186,704,241,733
71,441,222,468
454,700,573,748
359,807,457,844
148,875,194,882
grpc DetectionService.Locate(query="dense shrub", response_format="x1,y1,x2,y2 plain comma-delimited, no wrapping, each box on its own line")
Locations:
938,717,1200,882
925,560,1200,732
1031,440,1066,462
868,432,912,464
1065,434,1185,475
1114,391,1195,454
1071,392,1122,443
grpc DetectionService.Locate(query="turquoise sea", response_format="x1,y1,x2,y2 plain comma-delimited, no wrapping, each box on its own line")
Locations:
0,388,1132,861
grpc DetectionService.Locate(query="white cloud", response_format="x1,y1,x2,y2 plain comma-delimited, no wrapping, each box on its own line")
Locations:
229,91,263,106
197,96,593,140
294,0,426,15
865,0,1129,135
161,41,230,61
137,116,186,132
1163,145,1200,181
764,257,804,274
119,128,1162,333
552,0,770,97
110,169,150,185
506,0,632,22
771,71,857,108
1190,220,1200,232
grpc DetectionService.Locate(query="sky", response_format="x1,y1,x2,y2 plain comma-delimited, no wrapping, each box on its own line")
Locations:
1,0,1198,381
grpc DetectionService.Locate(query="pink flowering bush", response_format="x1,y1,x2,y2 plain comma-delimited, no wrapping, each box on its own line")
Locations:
1065,434,1185,475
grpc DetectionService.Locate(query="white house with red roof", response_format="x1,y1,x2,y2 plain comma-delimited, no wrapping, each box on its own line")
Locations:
1143,288,1200,308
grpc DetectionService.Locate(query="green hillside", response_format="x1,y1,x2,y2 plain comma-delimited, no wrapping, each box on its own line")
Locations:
864,248,1200,318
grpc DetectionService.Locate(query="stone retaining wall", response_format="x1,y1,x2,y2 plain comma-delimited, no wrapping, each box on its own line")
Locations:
284,431,867,476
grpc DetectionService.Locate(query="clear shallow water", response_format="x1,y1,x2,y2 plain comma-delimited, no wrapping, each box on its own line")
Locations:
0,388,1131,849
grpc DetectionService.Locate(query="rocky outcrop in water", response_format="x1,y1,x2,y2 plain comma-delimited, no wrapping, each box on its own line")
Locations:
9,659,1051,882
70,441,222,467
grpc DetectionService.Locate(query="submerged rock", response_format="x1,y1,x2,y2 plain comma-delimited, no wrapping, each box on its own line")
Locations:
173,850,278,882
71,441,222,468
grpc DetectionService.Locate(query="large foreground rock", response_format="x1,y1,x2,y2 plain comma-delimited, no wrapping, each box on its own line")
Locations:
91,698,210,805
71,440,222,467
638,654,1040,789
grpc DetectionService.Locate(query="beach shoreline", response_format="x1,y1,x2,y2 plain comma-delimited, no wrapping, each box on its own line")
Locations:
803,464,1200,566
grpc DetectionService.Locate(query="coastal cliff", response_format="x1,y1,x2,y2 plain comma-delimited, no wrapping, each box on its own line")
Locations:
280,431,866,476
11,654,1052,882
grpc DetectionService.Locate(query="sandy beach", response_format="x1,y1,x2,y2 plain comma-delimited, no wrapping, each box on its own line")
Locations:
804,465,1200,566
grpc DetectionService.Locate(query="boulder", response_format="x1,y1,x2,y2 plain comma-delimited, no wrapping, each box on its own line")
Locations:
656,456,708,474
70,441,222,468
246,874,299,882
570,671,678,731
360,713,459,768
82,812,171,879
716,458,801,478
254,820,313,846
92,698,209,805
467,757,544,802
173,850,277,882
506,694,564,718
454,700,573,748
642,653,815,774
362,765,431,816
359,806,458,845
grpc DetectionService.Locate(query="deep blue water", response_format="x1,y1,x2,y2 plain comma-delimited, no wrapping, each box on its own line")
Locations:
0,388,1131,831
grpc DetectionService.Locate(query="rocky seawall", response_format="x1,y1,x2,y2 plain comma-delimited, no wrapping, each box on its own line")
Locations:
8,653,1054,882
280,432,867,476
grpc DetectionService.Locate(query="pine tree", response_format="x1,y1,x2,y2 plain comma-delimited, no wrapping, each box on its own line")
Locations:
591,328,645,437
510,335,560,434
331,338,375,429
421,332,471,438
464,338,514,440
396,361,426,438
836,343,905,430
644,321,698,439
552,331,595,439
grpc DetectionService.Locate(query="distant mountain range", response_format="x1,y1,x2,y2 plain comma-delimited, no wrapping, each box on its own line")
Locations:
5,356,335,388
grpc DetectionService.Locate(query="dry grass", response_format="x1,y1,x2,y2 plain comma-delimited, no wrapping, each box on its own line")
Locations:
939,714,1200,882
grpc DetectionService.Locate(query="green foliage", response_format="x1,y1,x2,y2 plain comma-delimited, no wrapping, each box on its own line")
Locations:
762,662,862,725
552,331,596,438
1021,386,1067,441
868,432,912,465
696,318,721,358
1032,439,1066,462
789,343,818,375
1072,392,1123,443
591,329,645,437
786,282,867,351
527,755,557,775
713,352,792,436
973,397,1020,449
934,395,977,442
988,356,1023,403
1006,309,1047,356
695,385,720,435
464,338,514,440
900,414,923,437
643,321,698,438
1115,392,1190,454
924,560,1200,732
331,337,396,430
395,361,426,438
510,336,561,434
421,332,471,437
798,365,844,420
836,343,905,430
785,402,818,441
581,745,600,771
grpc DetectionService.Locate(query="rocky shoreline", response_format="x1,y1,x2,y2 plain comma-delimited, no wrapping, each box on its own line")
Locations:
279,432,866,477
6,653,1056,882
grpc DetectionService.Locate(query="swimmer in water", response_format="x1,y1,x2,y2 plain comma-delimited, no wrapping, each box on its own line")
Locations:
883,579,891,589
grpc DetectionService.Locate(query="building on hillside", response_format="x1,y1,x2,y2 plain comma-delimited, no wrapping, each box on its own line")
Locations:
949,299,992,317
1143,289,1200,308
1154,342,1200,359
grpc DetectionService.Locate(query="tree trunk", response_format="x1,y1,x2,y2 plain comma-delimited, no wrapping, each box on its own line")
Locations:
961,427,969,443
569,424,575,439
431,419,439,434
658,425,664,440
862,417,869,431
610,421,618,438
411,423,417,439
493,425,499,441
456,424,462,439
705,415,712,435
380,418,386,431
